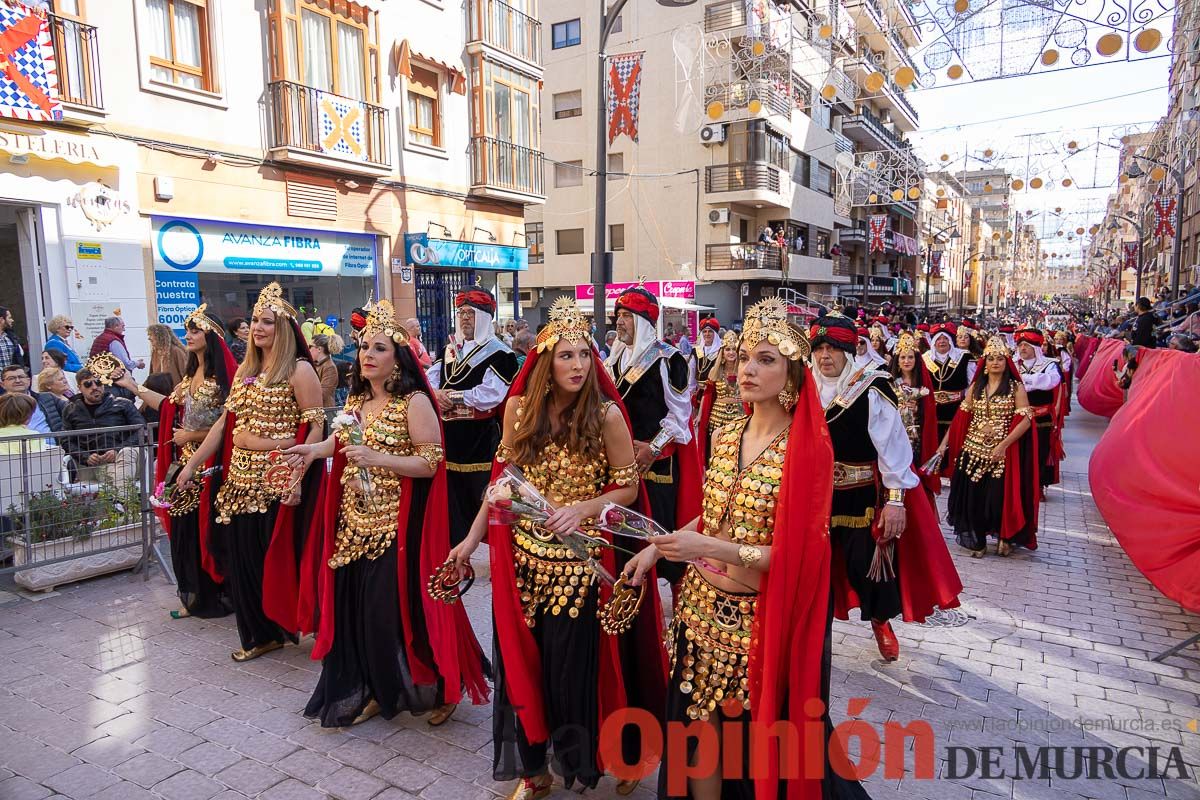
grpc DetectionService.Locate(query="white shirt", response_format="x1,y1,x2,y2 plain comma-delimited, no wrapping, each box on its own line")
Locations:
426,340,510,412
1017,356,1062,392
815,366,919,491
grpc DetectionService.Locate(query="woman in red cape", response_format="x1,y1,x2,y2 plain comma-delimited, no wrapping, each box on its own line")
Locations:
888,333,940,499
694,329,746,462
178,282,325,662
939,335,1040,558
447,297,666,800
283,300,488,728
120,306,235,620
626,298,867,800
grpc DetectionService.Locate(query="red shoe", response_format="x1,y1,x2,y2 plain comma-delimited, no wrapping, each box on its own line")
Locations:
872,620,899,662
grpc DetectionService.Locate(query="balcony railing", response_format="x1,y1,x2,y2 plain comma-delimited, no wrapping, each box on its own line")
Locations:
889,29,916,71
833,254,853,277
842,105,911,153
845,0,884,28
705,242,783,273
467,0,541,67
834,131,854,154
49,13,102,110
469,136,545,198
266,81,391,168
706,163,781,194
705,80,791,119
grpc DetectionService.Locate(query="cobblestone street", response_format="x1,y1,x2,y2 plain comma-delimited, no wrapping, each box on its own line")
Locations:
0,406,1197,800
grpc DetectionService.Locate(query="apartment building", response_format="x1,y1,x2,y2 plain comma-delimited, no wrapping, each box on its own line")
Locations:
522,0,867,331
0,0,544,359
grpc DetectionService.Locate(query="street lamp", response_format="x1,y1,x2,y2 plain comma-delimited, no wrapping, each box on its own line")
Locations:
923,225,960,315
1125,153,1184,300
1106,212,1145,300
591,0,698,340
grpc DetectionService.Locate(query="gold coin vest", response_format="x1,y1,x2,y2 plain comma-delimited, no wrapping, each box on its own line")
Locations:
958,389,1017,481
707,375,746,434
328,393,427,569
215,378,301,523
499,402,639,628
668,417,785,721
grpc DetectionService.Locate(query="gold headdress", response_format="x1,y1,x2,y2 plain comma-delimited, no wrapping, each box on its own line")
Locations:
983,335,1011,359
721,329,739,349
740,297,810,361
253,282,298,320
83,352,123,385
360,299,409,345
535,296,590,353
184,303,221,334
894,332,919,356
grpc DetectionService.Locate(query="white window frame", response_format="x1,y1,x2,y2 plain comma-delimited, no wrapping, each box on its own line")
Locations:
132,0,228,108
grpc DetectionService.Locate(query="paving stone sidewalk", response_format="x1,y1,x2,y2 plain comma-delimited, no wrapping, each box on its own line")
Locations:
0,406,1197,800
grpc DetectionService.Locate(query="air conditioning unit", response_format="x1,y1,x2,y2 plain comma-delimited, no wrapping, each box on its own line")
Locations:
699,124,726,145
708,208,730,224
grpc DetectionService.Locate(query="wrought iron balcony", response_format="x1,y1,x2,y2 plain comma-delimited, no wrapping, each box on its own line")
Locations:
467,0,541,68
266,80,391,169
706,163,782,194
705,242,783,273
469,136,546,201
50,13,102,111
705,80,791,120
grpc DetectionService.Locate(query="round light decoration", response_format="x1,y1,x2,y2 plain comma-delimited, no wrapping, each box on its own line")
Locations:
1011,178,1025,190
908,186,921,200
1057,230,1064,236
953,0,968,11
891,188,905,201
1005,231,1013,239
1096,33,1122,57
1030,177,1044,189
707,101,725,120
865,72,886,93
869,193,879,203
894,66,916,88
1041,49,1059,66
948,65,964,80
1055,206,1062,213
818,23,833,38
983,182,993,193
748,99,763,114
1089,224,1100,235
821,84,837,100
751,40,767,57
1149,165,1167,181
983,148,994,158
940,153,950,162
1068,140,1078,150
1062,178,1073,187
1076,227,1085,235
936,187,946,197
1134,28,1163,53
992,232,1001,240
867,160,879,171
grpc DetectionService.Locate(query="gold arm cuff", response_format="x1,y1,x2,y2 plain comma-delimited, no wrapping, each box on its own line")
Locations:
414,442,445,472
609,462,639,487
738,545,762,569
886,488,905,504
300,407,327,426
495,442,514,463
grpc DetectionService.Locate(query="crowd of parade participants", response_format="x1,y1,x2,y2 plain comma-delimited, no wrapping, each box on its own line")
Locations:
133,281,1089,799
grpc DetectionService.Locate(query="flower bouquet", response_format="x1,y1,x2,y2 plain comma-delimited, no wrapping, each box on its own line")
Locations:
331,411,374,509
149,463,219,512
918,451,943,477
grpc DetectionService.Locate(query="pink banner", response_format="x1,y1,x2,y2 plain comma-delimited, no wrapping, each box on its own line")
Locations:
574,281,696,302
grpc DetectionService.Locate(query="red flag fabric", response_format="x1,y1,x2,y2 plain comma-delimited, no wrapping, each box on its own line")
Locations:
1089,349,1200,613
1153,197,1176,237
1076,339,1142,418
869,215,887,253
1074,335,1100,381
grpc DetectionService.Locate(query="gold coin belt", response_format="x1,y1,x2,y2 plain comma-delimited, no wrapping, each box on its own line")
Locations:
700,419,785,547
328,394,415,569
668,566,757,721
959,389,1016,481
226,377,300,440
513,525,599,626
215,447,285,523
708,376,745,432
167,441,202,518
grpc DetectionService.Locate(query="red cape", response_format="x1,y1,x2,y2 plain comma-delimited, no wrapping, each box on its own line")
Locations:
1073,335,1101,381
902,359,941,496
695,379,717,459
1089,348,1200,613
298,432,489,704
1077,339,1144,418
488,345,667,752
155,399,222,583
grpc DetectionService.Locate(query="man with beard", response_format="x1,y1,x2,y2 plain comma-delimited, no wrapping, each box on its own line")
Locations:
605,285,694,536
924,321,976,442
1014,327,1063,497
427,287,518,545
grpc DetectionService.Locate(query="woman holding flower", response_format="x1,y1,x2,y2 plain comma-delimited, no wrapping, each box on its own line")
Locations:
447,297,665,800
281,300,488,728
176,283,325,662
118,307,234,620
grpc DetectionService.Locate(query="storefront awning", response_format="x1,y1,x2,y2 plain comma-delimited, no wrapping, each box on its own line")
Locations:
0,125,117,168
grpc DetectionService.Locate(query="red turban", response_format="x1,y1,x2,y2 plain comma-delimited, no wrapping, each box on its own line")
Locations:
614,287,660,325
455,289,497,314
1014,328,1045,347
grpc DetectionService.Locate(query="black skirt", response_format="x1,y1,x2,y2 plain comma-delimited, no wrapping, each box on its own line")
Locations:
947,468,1005,552
220,504,297,651
168,510,231,618
658,594,871,800
831,524,901,623
491,590,602,791
304,541,442,727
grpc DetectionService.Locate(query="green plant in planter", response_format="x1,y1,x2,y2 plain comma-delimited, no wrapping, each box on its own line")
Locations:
7,478,142,544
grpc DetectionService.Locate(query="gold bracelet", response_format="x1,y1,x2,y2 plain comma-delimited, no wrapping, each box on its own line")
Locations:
738,545,762,569
300,407,326,426
886,488,905,504
413,442,445,473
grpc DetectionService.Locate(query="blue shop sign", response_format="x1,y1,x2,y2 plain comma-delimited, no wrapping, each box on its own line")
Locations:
404,233,528,272
154,271,200,337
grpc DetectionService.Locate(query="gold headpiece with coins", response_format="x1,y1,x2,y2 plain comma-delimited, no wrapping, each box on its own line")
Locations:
360,299,409,345
721,329,739,349
184,303,221,334
740,297,810,361
536,296,591,354
83,352,123,385
894,332,919,356
253,282,298,320
983,335,1011,359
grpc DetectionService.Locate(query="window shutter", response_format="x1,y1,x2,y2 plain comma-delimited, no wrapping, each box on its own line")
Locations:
286,179,338,220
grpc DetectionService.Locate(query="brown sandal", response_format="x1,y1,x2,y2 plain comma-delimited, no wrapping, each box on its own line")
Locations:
350,699,380,726
427,703,457,726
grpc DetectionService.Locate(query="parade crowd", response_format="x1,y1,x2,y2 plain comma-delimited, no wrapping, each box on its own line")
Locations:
1,281,1098,800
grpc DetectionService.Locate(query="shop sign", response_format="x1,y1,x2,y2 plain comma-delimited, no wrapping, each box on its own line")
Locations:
152,216,377,277
154,272,200,337
76,242,102,259
573,281,696,302
403,233,528,272
66,183,132,230
0,128,113,166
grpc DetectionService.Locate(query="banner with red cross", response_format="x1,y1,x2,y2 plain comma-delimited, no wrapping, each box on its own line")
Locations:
1153,196,1176,237
607,52,643,145
929,249,943,277
0,1,62,122
868,214,887,253
1122,241,1138,272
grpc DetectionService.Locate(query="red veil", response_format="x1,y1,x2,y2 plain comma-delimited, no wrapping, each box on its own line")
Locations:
487,343,668,754
745,367,833,800
296,357,489,705
153,331,238,583
943,356,1040,547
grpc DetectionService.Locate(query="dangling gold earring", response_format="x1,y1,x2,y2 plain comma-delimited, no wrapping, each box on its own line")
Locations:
777,382,797,411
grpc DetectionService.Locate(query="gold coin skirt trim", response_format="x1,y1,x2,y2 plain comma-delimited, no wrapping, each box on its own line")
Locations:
214,447,285,524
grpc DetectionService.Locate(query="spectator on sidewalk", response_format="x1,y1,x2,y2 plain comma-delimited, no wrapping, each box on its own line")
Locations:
310,333,342,408
403,317,434,369
36,366,73,400
512,329,534,369
2,364,66,433
62,366,145,484
147,324,190,386
90,316,144,372
1130,297,1157,348
0,306,28,371
0,393,44,454
43,314,82,372
227,317,249,364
